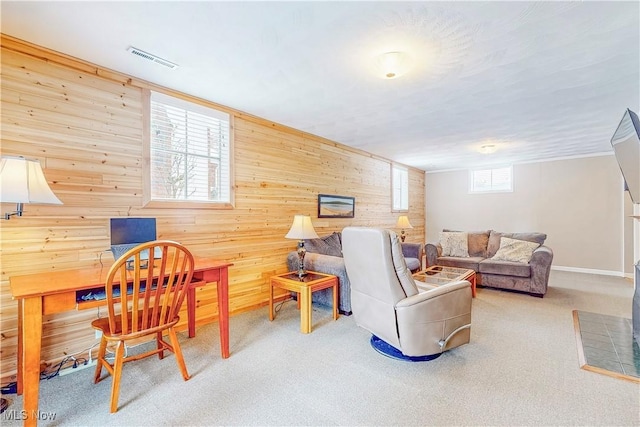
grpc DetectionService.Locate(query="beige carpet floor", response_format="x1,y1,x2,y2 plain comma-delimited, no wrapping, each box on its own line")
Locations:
2,270,639,426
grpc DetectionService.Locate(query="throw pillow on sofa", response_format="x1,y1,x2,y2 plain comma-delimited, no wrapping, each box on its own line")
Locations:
439,231,469,257
491,237,540,263
444,229,490,257
487,231,546,258
304,232,343,257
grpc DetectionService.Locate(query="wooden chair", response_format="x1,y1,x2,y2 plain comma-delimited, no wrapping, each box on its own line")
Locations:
92,240,196,413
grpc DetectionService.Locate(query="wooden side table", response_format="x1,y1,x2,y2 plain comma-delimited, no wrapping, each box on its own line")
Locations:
269,271,339,333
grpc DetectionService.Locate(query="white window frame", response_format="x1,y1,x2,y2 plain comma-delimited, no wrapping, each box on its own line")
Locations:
391,164,409,212
143,90,234,209
469,165,513,194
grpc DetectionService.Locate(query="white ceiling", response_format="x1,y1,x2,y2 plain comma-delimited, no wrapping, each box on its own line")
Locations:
2,1,639,172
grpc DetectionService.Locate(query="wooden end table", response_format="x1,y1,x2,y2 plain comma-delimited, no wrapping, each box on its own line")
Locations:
413,265,477,297
269,271,339,333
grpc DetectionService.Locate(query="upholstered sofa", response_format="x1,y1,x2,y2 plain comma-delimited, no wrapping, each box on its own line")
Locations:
425,230,553,297
287,231,423,314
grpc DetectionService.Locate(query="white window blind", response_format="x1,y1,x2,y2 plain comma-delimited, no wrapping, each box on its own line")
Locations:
469,166,513,193
392,165,409,211
149,92,231,203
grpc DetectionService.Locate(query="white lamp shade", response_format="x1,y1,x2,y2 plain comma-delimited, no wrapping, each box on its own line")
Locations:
0,156,62,204
285,215,319,240
396,215,413,229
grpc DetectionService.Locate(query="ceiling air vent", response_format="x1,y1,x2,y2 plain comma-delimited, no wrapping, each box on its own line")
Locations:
127,46,179,70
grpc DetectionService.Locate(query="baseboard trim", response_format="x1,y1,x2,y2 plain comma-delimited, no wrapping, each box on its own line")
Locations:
551,265,625,277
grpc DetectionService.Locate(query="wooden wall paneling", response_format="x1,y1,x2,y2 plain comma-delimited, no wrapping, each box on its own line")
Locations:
0,34,425,384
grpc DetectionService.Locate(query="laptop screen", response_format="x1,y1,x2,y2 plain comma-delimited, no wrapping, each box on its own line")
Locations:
110,218,157,245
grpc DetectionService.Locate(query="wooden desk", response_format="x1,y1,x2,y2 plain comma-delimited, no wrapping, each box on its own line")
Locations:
9,257,232,427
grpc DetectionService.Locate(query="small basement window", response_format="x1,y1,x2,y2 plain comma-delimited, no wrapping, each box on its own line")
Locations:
469,166,513,193
392,165,409,211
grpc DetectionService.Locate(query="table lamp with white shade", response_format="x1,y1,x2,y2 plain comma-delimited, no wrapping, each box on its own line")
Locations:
285,215,319,277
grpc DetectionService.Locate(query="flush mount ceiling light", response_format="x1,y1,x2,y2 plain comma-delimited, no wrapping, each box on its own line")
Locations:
375,51,413,79
478,144,498,154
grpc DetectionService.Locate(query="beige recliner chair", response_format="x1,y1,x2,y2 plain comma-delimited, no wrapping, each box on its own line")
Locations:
342,227,472,361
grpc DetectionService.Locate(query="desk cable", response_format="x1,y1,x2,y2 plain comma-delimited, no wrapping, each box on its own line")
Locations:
274,297,291,315
40,341,101,380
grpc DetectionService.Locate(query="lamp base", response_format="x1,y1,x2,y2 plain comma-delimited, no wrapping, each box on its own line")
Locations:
296,240,307,278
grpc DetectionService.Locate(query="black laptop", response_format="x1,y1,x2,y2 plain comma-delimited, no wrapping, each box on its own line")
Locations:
110,218,161,260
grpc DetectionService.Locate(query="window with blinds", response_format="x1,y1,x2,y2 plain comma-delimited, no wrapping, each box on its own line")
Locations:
392,165,409,211
469,166,513,193
149,92,231,204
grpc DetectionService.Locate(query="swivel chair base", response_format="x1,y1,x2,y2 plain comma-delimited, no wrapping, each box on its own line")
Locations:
370,335,442,362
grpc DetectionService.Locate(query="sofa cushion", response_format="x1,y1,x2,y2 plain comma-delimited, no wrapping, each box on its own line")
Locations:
304,232,343,257
444,229,490,257
479,259,531,278
436,256,484,271
405,257,420,272
401,242,422,260
439,232,469,257
491,237,540,263
487,231,547,258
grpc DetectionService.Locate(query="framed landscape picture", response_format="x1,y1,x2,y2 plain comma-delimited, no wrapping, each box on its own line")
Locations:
318,194,355,218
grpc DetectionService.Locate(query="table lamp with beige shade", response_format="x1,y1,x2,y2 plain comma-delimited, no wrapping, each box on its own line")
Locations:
396,215,413,242
285,215,319,277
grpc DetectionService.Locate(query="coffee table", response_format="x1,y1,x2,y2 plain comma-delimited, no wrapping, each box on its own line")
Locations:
413,265,477,297
269,271,339,333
